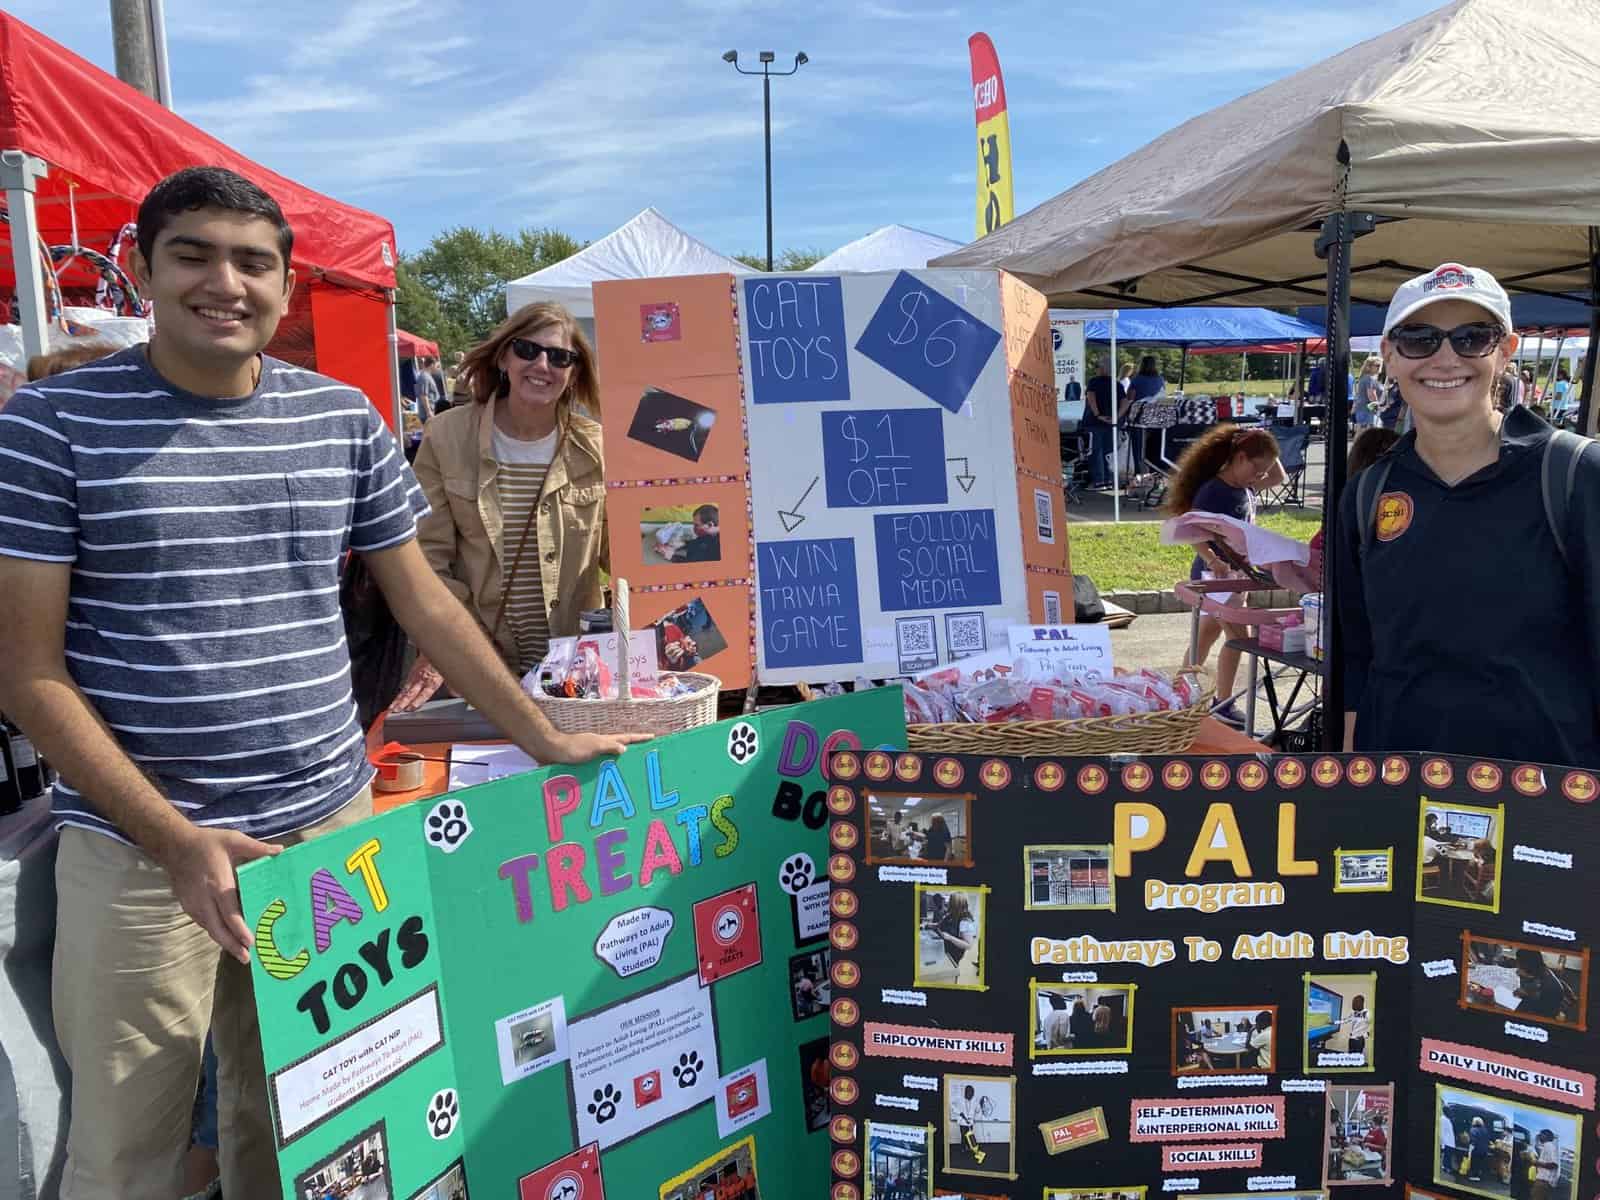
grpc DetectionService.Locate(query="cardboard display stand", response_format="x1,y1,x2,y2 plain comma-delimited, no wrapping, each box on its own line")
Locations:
827,750,1600,1199
241,689,903,1200
593,270,1069,690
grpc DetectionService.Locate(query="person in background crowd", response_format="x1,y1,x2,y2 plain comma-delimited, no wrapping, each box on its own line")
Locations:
424,355,447,411
1353,356,1382,432
448,349,472,408
1165,424,1284,726
1520,366,1536,407
397,301,610,709
1127,355,1165,482
1081,355,1115,489
1497,363,1522,411
1551,365,1573,426
1338,263,1600,766
0,166,644,1200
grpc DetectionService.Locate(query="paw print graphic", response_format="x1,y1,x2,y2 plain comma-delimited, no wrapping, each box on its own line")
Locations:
726,721,759,765
586,1082,623,1124
425,1088,459,1140
672,1050,704,1089
779,852,816,896
424,800,473,853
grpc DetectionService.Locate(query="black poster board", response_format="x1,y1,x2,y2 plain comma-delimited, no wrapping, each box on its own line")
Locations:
824,752,1600,1200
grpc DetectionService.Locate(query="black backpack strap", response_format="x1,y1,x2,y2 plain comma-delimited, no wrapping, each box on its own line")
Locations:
1356,457,1395,559
1541,431,1595,572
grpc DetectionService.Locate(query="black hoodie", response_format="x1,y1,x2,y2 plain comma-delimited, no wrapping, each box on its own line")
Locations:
1337,406,1600,767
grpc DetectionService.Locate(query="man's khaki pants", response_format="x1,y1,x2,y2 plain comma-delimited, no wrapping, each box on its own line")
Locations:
52,790,372,1200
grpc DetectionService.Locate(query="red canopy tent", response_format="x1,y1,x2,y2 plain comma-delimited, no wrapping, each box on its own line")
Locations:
0,12,402,427
396,329,439,358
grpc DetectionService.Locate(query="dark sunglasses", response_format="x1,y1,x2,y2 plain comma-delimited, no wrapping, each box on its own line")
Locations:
1388,322,1504,360
509,337,579,369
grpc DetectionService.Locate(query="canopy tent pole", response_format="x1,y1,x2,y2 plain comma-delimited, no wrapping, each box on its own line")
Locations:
1178,345,1188,390
1580,227,1599,437
0,150,51,364
1315,205,1376,751
1111,311,1120,523
385,295,403,435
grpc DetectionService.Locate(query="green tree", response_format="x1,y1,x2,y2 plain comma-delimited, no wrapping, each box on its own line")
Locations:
399,226,583,355
733,247,827,271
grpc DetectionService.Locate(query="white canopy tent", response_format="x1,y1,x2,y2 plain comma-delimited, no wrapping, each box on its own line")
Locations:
503,207,751,320
808,224,964,273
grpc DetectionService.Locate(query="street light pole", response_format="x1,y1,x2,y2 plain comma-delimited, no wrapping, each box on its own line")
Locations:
723,50,808,272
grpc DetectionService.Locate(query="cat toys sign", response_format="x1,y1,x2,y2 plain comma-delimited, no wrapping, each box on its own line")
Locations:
828,750,1600,1199
239,689,903,1200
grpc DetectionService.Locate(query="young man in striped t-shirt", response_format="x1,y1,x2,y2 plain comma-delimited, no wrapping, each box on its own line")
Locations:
0,168,645,1200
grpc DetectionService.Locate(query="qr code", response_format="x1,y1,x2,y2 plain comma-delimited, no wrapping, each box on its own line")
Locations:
1043,591,1063,624
945,611,988,658
894,616,938,674
1034,488,1056,543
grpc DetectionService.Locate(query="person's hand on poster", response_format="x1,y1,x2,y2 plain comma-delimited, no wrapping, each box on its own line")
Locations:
544,729,653,763
157,823,282,964
392,654,445,711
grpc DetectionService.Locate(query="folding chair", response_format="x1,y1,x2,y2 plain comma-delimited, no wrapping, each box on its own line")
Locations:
1261,424,1311,507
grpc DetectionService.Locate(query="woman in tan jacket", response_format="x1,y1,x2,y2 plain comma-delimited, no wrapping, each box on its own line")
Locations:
394,301,608,709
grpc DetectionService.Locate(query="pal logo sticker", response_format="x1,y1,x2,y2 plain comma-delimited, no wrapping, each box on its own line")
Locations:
1375,492,1414,542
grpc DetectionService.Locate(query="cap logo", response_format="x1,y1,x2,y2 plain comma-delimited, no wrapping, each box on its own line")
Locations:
1423,265,1473,293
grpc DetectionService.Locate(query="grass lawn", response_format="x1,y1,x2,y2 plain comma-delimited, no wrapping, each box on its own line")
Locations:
1069,508,1322,593
1178,378,1292,397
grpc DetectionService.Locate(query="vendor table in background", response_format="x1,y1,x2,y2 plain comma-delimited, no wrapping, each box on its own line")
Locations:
1224,637,1324,742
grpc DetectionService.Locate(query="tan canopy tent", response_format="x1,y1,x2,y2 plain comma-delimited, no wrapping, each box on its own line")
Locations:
932,0,1599,315
933,0,1600,744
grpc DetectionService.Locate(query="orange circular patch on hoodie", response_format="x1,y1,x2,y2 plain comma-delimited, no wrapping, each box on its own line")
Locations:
1374,492,1414,542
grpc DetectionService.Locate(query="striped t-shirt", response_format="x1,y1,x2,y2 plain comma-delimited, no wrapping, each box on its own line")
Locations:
491,424,554,673
0,346,429,842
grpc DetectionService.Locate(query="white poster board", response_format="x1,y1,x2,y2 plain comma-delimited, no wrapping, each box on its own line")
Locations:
1050,317,1086,413
739,270,1031,683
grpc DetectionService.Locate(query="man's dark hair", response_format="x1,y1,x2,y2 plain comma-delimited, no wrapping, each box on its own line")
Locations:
136,166,294,271
693,504,719,526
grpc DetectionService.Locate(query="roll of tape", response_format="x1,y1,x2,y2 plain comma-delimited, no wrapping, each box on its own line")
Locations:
374,752,425,793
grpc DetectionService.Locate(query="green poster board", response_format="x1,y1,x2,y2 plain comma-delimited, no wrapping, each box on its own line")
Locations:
239,689,903,1200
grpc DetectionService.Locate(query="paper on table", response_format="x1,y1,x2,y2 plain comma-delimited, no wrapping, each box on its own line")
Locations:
1161,511,1311,566
1492,985,1523,1011
448,744,540,791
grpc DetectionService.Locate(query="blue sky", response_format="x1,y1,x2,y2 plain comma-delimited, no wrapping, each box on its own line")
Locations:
14,0,1445,260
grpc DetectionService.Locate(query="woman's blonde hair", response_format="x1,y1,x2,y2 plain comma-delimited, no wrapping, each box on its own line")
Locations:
457,302,598,419
1361,355,1381,374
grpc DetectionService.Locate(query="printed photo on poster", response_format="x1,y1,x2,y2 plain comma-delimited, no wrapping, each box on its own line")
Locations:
1024,844,1114,911
943,1073,1016,1180
1435,1084,1581,1200
799,1035,831,1133
1417,799,1503,912
789,948,831,1020
640,503,721,566
1462,936,1588,1030
409,1158,467,1200
867,792,973,867
494,995,569,1085
1045,1190,1146,1200
1325,1083,1394,1185
641,301,681,342
294,1120,393,1200
1305,974,1376,1073
651,597,728,671
658,1134,760,1200
627,387,717,463
1032,982,1135,1057
517,1143,602,1200
1173,1005,1277,1074
865,1120,932,1200
1334,847,1394,893
914,884,986,991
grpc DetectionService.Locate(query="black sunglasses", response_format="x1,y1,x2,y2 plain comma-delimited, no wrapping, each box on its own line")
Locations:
509,337,579,369
1388,322,1504,360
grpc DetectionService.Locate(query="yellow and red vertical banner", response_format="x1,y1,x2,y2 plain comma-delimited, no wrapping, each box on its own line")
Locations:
969,32,1015,239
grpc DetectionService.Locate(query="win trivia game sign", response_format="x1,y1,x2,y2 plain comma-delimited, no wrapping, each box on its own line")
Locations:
239,689,903,1200
827,750,1600,1199
593,270,1069,690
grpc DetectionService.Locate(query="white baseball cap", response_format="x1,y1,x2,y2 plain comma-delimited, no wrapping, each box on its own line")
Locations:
1382,263,1512,337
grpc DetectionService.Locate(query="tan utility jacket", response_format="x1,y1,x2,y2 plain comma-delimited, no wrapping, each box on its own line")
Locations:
412,399,608,669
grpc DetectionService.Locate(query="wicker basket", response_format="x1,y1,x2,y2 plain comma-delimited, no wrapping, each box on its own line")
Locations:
528,578,720,736
906,666,1215,757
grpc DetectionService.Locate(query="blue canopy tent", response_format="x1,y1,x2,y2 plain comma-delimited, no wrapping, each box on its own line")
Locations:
1083,306,1325,346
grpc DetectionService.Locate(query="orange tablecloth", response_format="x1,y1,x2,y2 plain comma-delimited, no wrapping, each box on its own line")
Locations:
366,718,1267,814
